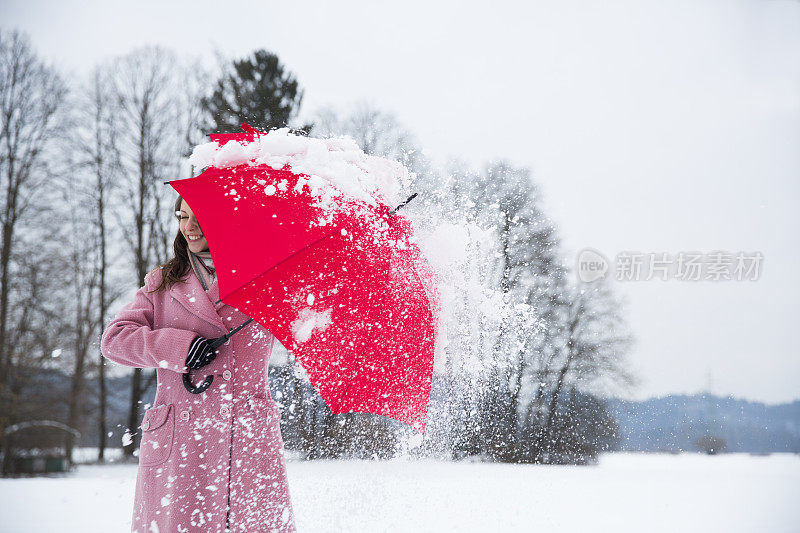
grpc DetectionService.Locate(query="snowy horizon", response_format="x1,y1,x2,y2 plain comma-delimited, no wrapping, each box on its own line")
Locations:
3,453,798,532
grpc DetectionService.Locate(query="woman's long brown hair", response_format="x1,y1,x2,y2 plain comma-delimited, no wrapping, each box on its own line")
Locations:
149,195,192,293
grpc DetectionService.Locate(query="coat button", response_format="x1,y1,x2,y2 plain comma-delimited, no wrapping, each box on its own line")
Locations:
220,406,231,417
222,370,232,380
141,420,150,431
179,410,190,421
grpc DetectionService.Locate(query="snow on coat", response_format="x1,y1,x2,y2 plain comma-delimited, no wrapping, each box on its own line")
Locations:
101,267,296,533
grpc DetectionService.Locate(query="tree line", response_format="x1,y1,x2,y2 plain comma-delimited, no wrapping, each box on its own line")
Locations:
0,28,636,472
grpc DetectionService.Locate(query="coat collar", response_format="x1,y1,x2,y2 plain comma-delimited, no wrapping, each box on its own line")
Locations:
169,271,228,331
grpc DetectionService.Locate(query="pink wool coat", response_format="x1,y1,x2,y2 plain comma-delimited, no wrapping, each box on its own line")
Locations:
101,267,296,533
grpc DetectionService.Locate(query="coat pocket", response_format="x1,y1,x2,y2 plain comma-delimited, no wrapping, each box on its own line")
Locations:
139,403,174,467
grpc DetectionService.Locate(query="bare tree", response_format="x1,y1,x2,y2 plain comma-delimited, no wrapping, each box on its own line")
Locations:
73,64,124,461
531,279,633,458
112,46,180,456
417,156,635,464
0,202,73,474
565,280,637,399
62,183,99,462
177,57,213,161
437,160,562,460
0,29,68,466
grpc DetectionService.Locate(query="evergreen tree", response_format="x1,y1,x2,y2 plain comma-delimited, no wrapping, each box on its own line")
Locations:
201,49,304,134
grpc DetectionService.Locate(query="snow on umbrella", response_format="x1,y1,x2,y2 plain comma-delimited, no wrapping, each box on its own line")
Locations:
168,124,440,431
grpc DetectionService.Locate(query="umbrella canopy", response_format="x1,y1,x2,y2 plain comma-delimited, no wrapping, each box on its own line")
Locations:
169,128,439,431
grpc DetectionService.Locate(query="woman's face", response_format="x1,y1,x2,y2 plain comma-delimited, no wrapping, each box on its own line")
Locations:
178,199,209,253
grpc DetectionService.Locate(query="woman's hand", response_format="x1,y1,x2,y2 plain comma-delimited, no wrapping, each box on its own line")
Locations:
185,336,219,369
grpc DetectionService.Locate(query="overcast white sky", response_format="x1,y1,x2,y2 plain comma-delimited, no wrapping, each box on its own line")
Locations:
3,0,798,403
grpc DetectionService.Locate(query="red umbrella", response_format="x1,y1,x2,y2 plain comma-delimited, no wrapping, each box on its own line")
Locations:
168,127,439,431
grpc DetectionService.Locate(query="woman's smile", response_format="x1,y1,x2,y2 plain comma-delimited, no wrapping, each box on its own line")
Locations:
178,199,209,253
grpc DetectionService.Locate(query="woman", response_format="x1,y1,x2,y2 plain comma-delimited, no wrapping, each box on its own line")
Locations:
101,196,296,533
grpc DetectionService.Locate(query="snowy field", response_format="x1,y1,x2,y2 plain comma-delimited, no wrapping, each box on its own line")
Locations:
1,452,798,532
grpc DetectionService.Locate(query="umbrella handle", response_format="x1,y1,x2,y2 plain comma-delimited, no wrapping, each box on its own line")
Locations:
388,193,418,216
183,371,213,394
181,320,254,394
208,318,255,350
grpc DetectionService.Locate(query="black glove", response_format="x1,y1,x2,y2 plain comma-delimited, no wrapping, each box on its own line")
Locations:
185,336,219,370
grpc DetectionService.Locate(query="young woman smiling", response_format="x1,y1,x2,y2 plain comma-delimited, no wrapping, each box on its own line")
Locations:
101,195,296,532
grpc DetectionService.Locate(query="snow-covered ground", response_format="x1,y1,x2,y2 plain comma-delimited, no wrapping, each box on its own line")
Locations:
1,452,798,532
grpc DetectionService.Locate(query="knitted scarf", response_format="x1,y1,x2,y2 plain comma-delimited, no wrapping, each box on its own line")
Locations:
189,250,215,291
